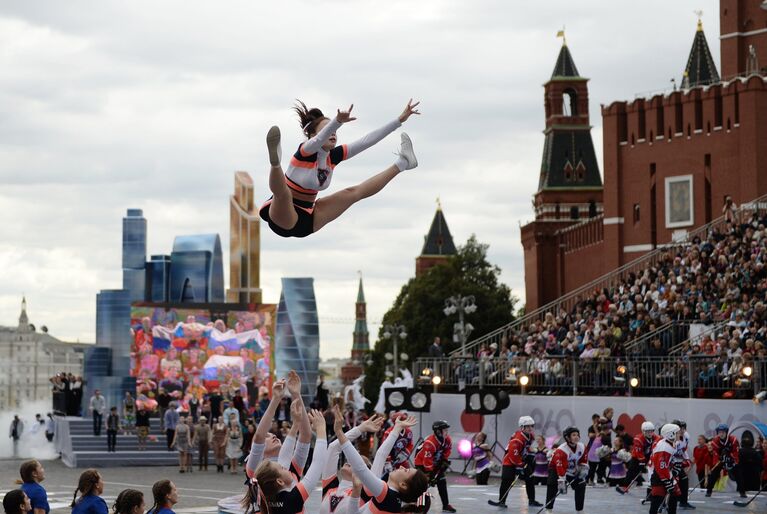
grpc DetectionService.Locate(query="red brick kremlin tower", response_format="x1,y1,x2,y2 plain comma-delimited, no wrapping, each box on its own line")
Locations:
521,35,604,309
522,2,767,310
341,274,370,384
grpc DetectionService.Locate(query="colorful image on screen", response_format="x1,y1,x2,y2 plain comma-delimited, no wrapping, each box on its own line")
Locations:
129,304,274,413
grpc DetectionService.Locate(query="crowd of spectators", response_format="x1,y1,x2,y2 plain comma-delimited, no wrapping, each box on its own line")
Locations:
433,206,767,397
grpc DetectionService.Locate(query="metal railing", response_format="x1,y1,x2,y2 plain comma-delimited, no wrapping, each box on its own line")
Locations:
414,355,766,399
668,320,730,355
452,192,767,358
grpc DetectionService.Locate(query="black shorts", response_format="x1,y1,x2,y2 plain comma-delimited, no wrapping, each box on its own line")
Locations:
259,197,315,238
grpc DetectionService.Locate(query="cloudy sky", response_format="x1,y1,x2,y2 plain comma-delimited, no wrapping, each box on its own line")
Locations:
0,0,721,359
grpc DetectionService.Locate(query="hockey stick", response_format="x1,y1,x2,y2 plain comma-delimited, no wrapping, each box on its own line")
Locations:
533,477,581,514
657,493,670,514
616,468,644,495
640,488,653,505
734,486,766,508
487,473,519,507
689,461,721,496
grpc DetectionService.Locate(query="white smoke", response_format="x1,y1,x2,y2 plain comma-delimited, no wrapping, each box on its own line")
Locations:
0,400,59,460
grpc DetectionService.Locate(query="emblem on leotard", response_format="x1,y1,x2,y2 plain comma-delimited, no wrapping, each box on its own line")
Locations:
329,494,343,512
317,169,329,186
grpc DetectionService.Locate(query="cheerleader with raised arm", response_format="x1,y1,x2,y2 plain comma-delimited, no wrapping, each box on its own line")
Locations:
244,410,328,514
334,407,430,513
319,410,384,514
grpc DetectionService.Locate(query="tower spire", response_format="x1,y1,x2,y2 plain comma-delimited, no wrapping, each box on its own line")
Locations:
681,12,720,88
352,273,369,358
356,271,365,303
18,296,30,332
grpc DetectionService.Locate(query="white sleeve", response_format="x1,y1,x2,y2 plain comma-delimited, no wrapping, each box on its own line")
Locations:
302,118,343,154
371,428,401,478
299,438,327,494
294,441,311,473
345,119,402,160
346,495,362,514
279,435,297,470
247,442,265,475
340,440,385,498
324,427,364,479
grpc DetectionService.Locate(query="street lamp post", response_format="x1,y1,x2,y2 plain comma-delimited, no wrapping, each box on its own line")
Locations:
444,295,477,356
383,324,408,376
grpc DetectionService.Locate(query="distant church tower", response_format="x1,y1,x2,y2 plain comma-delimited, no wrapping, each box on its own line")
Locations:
521,35,604,309
341,274,369,384
18,296,30,333
415,201,457,276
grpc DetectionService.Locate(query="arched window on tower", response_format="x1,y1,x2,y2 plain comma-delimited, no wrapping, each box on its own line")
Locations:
562,88,578,117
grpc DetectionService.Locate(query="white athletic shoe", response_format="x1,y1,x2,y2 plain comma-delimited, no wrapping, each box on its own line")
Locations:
266,125,282,166
397,132,418,170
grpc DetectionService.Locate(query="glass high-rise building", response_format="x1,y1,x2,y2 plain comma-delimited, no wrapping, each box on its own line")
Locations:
146,255,171,302
122,209,147,301
95,289,132,377
168,234,225,303
275,278,320,401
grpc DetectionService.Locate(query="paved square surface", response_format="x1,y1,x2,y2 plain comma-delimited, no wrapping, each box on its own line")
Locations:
1,459,763,513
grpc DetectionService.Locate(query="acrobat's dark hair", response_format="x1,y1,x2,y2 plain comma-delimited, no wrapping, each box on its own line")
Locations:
242,460,283,514
293,100,327,137
113,489,144,514
398,469,430,503
402,492,431,513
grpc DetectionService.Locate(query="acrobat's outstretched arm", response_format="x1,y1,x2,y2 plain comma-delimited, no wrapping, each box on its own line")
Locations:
345,100,420,160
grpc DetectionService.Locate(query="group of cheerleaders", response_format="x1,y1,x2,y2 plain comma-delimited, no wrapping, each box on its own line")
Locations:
243,371,430,514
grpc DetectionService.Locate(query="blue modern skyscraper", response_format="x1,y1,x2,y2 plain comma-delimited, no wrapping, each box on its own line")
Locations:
146,255,171,302
122,209,147,302
168,234,225,303
275,278,320,401
95,289,132,377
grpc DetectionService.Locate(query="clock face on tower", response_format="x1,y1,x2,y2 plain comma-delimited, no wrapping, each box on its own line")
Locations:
666,176,693,227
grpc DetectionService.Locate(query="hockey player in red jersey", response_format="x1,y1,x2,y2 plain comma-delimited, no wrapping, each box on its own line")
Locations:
648,423,681,514
488,415,543,508
414,420,455,513
705,423,740,498
617,421,661,494
545,426,588,513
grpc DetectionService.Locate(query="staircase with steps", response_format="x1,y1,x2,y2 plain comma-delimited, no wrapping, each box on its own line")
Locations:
60,417,215,468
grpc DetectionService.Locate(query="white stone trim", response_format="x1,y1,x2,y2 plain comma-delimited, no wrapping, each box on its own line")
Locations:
624,244,654,252
720,27,767,40
603,217,624,225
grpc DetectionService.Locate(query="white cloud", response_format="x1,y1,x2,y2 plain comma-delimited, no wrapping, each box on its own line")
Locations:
0,0,721,358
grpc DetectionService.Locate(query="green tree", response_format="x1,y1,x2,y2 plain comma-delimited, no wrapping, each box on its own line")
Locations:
363,235,517,407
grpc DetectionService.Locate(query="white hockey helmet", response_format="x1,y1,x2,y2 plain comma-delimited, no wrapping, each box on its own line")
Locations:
661,423,680,442
518,415,535,427
641,421,655,433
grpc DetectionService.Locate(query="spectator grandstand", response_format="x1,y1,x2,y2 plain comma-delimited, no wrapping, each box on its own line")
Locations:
416,193,767,399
